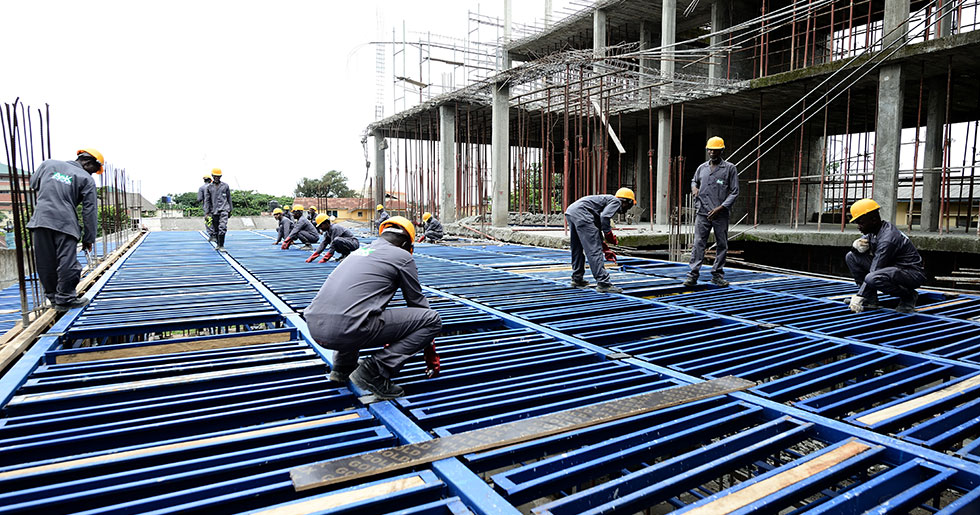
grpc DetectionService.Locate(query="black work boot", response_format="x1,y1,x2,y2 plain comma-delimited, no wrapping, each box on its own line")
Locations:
571,277,589,288
596,283,623,294
683,275,698,287
350,357,405,399
216,234,226,252
864,295,881,310
711,275,729,287
54,297,89,313
328,370,349,383
896,291,919,314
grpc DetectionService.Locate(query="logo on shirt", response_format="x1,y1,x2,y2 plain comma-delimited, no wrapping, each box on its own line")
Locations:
51,172,73,185
352,248,375,257
716,179,725,185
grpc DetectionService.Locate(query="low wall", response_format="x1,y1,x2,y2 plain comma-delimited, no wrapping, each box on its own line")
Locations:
143,217,279,231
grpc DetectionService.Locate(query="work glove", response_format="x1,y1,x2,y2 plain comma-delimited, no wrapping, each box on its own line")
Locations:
417,234,426,243
707,206,726,221
601,241,617,262
848,295,865,313
317,251,334,263
82,242,93,252
604,231,618,245
424,343,441,379
852,237,869,253
281,238,293,250
305,252,321,263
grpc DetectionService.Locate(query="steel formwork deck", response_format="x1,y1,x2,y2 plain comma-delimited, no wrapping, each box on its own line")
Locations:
1,230,980,514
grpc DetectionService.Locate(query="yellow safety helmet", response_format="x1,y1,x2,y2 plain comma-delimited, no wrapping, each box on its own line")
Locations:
272,208,283,215
706,136,725,150
849,198,881,222
614,187,635,202
211,168,223,176
203,174,212,180
291,204,304,211
422,212,432,222
379,215,416,244
376,204,385,211
309,206,317,212
283,205,291,211
76,148,104,174
314,213,330,225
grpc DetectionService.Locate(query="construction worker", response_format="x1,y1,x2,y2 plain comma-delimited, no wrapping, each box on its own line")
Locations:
374,204,390,230
197,174,214,241
272,208,293,245
305,216,442,399
418,212,443,242
565,187,635,293
281,204,319,250
306,214,360,263
203,168,233,252
845,198,926,314
27,148,102,311
684,136,739,287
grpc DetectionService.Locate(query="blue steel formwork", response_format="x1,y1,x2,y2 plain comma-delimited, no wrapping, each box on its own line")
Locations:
1,230,980,513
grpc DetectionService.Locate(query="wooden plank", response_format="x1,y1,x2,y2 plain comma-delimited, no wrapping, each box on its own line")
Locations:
855,374,980,426
500,263,619,273
0,412,359,481
291,376,755,491
54,331,294,364
684,440,874,515
915,298,973,312
254,476,426,515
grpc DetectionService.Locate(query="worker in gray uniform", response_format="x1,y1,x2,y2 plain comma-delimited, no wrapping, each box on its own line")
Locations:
272,208,292,245
845,198,926,314
203,168,233,252
281,204,319,250
306,213,360,263
197,174,214,241
684,137,739,288
374,204,390,230
418,212,443,242
305,216,442,399
564,187,635,293
27,148,102,311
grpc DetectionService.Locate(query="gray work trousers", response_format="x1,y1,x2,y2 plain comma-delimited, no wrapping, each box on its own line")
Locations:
331,236,359,256
327,307,442,378
845,251,925,302
31,228,81,305
689,214,729,278
566,213,611,286
211,211,229,237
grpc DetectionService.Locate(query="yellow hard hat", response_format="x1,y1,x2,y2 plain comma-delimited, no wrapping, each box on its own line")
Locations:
614,187,635,202
77,148,104,174
706,136,725,150
283,205,291,211
422,212,432,222
379,215,416,243
315,213,329,225
849,198,881,222
309,206,317,212
272,208,283,215
376,204,385,211
203,174,212,180
211,168,223,176
292,204,304,211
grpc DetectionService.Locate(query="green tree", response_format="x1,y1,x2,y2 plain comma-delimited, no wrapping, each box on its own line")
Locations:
294,170,356,198
158,190,293,217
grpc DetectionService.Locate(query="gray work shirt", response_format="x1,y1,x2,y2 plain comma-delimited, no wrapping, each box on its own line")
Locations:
866,221,924,272
197,183,208,204
27,160,97,243
374,210,390,229
275,216,293,243
203,181,233,214
565,194,625,233
305,238,430,342
423,218,444,239
691,159,739,216
316,223,355,254
286,215,318,242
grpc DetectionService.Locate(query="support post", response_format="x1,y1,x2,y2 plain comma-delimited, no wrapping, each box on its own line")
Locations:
439,105,457,223
921,79,946,231
593,8,607,58
872,0,909,223
492,82,510,227
373,129,386,209
655,0,676,225
709,0,730,83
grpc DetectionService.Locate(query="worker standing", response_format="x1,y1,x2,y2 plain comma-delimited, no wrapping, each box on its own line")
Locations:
564,188,635,293
197,174,214,241
27,148,102,312
374,204,390,230
417,212,444,242
281,204,319,250
845,198,926,313
203,168,233,252
306,214,360,263
684,137,739,288
272,208,293,246
305,216,442,399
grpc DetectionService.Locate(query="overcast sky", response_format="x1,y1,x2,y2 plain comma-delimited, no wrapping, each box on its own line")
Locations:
3,0,561,201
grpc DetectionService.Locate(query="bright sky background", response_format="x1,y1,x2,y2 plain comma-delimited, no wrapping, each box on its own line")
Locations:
3,0,562,202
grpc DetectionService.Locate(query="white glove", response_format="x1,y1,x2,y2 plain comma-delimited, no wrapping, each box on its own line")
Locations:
852,237,869,253
849,295,865,313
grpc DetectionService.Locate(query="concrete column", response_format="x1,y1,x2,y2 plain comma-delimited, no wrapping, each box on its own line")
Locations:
655,0,676,225
439,105,457,223
660,0,676,88
709,0,730,83
491,82,510,227
544,0,553,27
872,0,909,224
806,135,827,224
636,134,651,221
593,8,607,58
936,0,952,38
921,79,946,231
639,21,655,85
372,129,386,208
